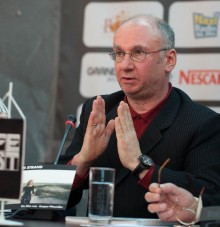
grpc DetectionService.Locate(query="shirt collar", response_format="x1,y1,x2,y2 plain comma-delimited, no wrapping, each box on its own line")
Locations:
124,83,173,120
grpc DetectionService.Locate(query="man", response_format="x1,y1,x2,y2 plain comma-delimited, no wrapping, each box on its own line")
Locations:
64,14,220,218
145,183,220,223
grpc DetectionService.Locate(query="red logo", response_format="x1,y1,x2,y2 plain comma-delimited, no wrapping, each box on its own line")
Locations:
179,70,220,85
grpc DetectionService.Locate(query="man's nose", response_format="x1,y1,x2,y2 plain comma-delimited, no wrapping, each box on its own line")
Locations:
124,53,132,61
120,53,134,68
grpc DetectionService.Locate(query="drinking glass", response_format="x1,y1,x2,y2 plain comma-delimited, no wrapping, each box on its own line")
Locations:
88,167,115,225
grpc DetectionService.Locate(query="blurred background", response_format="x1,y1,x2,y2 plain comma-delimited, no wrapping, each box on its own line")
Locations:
0,0,219,165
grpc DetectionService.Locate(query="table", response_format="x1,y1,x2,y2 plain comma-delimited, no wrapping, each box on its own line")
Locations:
1,219,66,227
8,217,175,227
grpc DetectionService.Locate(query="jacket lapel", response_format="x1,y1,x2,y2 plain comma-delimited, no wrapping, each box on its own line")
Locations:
114,89,181,185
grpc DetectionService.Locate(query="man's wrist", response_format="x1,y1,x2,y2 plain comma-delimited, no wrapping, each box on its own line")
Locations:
131,154,154,178
69,153,92,177
72,153,93,167
132,163,147,177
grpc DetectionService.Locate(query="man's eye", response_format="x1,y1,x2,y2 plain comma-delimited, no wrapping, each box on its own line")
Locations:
115,52,124,56
133,50,144,55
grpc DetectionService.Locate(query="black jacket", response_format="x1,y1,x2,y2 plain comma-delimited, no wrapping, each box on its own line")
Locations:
65,87,220,218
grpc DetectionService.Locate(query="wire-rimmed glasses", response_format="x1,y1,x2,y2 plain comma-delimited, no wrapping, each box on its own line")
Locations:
158,158,170,187
175,187,205,226
109,48,168,62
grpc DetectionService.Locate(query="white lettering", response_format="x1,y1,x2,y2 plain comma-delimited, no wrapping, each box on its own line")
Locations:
0,133,21,171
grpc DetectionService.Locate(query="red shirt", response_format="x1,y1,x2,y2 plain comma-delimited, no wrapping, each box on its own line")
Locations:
70,83,172,190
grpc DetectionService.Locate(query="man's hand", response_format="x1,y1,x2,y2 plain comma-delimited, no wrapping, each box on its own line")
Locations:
115,101,142,171
71,96,115,175
145,183,198,222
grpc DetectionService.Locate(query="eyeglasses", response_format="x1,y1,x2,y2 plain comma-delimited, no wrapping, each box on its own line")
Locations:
158,158,170,187
158,158,205,226
109,48,168,62
176,187,205,226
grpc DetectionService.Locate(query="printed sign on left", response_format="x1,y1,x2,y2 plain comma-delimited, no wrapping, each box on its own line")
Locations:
0,119,24,200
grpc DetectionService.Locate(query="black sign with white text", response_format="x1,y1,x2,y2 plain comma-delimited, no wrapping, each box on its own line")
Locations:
0,119,24,200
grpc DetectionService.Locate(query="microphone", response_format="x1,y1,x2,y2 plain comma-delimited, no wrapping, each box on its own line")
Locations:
64,114,76,134
0,98,8,119
54,114,76,165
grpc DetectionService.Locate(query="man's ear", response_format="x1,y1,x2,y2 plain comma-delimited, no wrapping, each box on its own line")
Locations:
165,49,177,73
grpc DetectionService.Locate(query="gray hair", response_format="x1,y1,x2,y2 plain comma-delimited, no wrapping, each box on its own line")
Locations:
119,14,175,49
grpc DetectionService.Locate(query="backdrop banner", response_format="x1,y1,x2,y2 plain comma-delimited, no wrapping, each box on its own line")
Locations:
0,0,219,164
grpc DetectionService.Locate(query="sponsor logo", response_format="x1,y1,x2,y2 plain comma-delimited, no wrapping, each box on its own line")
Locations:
193,12,219,38
83,2,163,47
80,53,120,97
104,11,128,33
87,66,115,80
179,70,220,85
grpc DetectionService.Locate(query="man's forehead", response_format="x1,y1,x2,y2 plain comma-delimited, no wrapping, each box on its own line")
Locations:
113,23,161,49
114,20,158,41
